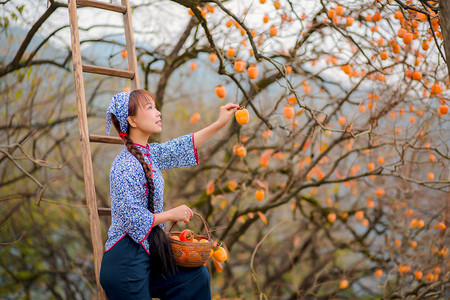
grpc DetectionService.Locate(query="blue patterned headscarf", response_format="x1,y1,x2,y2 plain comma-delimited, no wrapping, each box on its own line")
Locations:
105,91,131,135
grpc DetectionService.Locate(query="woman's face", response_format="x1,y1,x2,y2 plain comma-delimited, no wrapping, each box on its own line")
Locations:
128,98,162,135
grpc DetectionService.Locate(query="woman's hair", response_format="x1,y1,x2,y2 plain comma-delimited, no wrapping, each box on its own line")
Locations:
111,89,177,278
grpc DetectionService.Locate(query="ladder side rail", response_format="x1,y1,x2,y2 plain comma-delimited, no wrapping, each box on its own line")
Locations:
67,1,107,299
122,0,140,90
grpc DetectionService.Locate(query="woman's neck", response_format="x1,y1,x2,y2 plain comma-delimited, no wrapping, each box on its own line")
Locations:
128,129,150,147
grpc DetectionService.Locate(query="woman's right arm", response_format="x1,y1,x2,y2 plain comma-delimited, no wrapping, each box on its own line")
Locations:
153,205,194,225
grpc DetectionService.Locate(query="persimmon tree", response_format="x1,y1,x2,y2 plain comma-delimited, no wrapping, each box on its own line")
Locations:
1,0,449,298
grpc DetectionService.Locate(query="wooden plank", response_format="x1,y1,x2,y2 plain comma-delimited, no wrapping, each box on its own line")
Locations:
98,207,112,216
67,1,107,299
90,134,123,145
122,0,140,89
77,0,126,14
82,64,135,79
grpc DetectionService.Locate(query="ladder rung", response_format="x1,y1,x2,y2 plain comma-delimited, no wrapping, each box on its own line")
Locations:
82,64,135,79
89,134,123,145
98,207,111,216
77,0,126,14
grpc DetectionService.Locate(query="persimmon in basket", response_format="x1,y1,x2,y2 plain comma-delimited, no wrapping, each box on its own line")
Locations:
170,229,210,243
179,229,194,242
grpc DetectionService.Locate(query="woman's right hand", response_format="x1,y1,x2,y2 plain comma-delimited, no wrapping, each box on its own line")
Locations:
168,205,193,223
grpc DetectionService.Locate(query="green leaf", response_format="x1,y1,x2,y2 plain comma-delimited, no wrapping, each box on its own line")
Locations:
17,5,25,14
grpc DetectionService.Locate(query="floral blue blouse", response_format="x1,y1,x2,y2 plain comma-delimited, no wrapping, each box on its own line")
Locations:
104,133,199,254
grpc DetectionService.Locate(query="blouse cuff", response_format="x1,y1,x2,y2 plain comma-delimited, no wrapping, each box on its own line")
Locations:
192,133,199,165
140,215,155,243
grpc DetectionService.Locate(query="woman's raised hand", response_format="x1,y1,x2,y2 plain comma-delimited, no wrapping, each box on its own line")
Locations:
216,103,240,128
168,205,194,223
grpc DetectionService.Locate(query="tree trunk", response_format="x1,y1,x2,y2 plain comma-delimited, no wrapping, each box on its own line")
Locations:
440,0,450,75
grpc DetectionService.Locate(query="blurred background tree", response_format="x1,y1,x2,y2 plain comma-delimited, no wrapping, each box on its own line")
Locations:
1,0,449,299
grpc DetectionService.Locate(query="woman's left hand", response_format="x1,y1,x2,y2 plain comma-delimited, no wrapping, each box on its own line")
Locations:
216,103,240,128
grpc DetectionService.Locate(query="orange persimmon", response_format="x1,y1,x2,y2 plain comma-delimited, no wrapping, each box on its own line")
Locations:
235,108,249,125
283,105,294,119
215,85,226,98
255,189,265,201
234,60,246,73
212,246,228,262
439,104,448,114
248,65,259,79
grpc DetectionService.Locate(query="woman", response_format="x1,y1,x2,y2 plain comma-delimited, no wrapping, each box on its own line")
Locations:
99,89,239,299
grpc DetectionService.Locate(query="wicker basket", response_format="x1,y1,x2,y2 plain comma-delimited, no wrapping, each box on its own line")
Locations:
167,212,213,267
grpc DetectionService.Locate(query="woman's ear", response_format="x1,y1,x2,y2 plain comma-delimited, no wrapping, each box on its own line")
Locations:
127,116,137,128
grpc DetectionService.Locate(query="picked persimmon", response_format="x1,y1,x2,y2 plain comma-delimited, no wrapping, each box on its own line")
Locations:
213,260,223,272
212,246,228,262
235,108,249,125
179,229,194,242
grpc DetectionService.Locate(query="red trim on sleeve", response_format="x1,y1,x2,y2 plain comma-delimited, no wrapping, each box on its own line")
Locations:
104,233,128,252
192,133,199,165
140,214,155,244
142,245,150,255
139,215,155,255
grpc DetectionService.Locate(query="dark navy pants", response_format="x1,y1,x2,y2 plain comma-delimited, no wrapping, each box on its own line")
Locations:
100,235,211,300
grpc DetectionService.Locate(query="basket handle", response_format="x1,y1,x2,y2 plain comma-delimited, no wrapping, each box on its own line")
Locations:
168,211,211,240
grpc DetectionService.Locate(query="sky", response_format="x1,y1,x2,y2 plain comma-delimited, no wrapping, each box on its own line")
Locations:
4,0,446,98
4,0,317,50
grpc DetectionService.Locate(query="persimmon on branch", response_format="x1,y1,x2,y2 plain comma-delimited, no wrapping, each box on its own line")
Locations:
167,0,277,129
394,0,448,71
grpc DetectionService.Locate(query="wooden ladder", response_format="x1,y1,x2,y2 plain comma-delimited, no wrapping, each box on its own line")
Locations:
67,0,140,298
